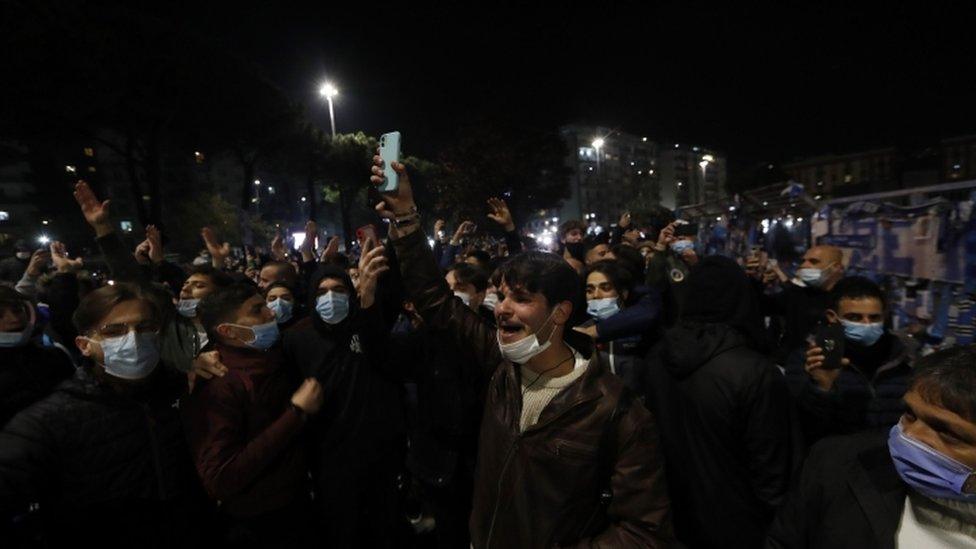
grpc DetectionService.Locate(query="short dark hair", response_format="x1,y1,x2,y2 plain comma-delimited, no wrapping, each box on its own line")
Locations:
584,260,635,303
264,281,296,299
829,276,886,310
492,251,582,314
198,283,261,342
583,233,610,251
261,261,298,283
72,283,162,335
465,250,492,272
911,345,976,422
188,265,234,288
610,244,645,284
558,220,586,240
448,263,489,292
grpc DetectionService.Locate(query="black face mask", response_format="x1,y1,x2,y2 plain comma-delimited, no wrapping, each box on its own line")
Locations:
564,242,585,262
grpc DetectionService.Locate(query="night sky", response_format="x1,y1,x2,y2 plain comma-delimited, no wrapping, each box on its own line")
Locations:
135,4,976,165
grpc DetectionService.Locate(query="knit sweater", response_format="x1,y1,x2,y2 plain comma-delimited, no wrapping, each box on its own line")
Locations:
896,492,976,548
519,348,589,432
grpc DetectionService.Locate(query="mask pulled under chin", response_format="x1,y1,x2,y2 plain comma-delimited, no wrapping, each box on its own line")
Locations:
496,310,557,364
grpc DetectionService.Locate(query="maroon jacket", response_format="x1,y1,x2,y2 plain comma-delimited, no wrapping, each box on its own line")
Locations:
181,342,307,518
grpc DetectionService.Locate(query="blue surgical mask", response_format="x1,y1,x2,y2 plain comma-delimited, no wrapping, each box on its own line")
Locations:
841,319,885,346
670,240,694,255
225,320,280,350
268,298,294,324
316,292,349,324
95,331,160,380
587,297,620,320
888,423,976,502
0,328,32,348
177,298,200,318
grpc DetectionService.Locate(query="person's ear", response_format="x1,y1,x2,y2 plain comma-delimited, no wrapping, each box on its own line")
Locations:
552,301,572,326
825,309,839,323
216,324,238,341
75,336,95,357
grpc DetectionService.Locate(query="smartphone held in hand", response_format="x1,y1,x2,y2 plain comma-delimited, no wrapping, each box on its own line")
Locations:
379,131,401,193
815,322,846,370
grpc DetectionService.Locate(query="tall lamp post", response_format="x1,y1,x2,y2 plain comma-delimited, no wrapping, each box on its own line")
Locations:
319,82,339,138
591,138,605,222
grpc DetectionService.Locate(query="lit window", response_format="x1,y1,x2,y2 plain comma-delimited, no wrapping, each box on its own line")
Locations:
87,166,96,173
83,147,94,157
844,174,853,183
0,211,9,221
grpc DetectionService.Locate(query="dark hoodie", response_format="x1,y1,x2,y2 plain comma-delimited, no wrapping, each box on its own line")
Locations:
643,256,799,549
280,265,407,548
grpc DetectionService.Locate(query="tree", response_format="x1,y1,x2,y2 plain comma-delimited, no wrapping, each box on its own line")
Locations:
320,132,378,241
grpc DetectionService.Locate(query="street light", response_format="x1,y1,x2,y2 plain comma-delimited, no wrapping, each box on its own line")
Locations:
591,138,605,150
319,82,339,138
254,179,261,186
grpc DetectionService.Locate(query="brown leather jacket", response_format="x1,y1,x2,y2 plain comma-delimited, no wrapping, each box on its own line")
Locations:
394,230,672,548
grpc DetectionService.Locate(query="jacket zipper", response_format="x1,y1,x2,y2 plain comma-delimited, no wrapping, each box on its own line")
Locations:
484,395,602,547
485,436,521,549
142,403,167,499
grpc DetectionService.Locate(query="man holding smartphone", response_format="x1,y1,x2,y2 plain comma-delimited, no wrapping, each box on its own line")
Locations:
797,276,912,443
369,156,672,548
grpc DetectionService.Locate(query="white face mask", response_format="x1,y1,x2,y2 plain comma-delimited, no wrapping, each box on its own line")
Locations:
177,298,200,318
454,291,472,308
497,309,557,364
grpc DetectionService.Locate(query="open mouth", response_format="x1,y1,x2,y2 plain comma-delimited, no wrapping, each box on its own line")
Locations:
498,321,526,342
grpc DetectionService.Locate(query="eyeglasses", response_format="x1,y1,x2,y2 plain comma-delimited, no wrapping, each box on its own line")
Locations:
92,321,161,339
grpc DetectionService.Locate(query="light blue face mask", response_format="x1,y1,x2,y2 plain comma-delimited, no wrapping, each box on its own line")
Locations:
587,297,620,320
268,298,294,324
888,423,976,502
224,320,280,350
316,292,350,325
95,331,161,380
670,240,695,255
840,319,885,346
177,298,200,318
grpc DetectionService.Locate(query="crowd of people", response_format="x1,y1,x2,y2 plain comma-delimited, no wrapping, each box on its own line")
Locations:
0,155,973,549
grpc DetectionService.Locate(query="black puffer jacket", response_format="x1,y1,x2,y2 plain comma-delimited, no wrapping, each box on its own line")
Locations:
644,322,801,549
0,343,74,427
0,367,207,546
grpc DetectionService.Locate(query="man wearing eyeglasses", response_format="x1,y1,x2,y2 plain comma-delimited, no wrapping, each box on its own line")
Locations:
0,282,209,546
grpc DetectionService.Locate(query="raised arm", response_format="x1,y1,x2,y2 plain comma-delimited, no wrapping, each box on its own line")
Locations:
369,154,502,375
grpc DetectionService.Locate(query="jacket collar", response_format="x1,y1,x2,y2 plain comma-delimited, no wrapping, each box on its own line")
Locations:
507,342,608,433
215,342,280,372
847,441,906,549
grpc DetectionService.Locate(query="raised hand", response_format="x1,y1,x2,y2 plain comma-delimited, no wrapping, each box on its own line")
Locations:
804,342,848,392
451,221,476,245
200,227,230,269
656,222,676,250
369,151,417,238
270,233,287,261
320,235,341,263
133,240,151,265
300,220,318,262
619,211,632,229
73,180,113,237
25,249,51,278
50,241,83,273
145,225,164,264
487,198,515,232
357,238,390,309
